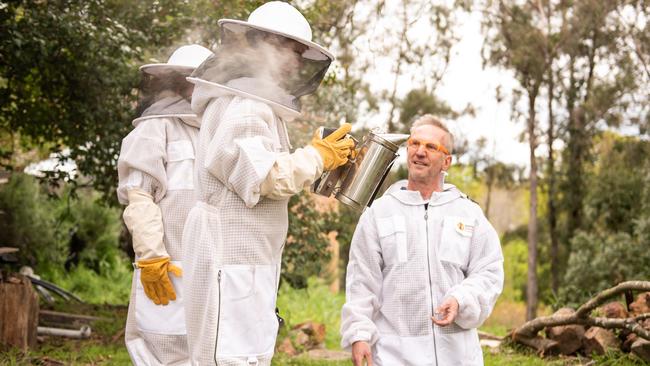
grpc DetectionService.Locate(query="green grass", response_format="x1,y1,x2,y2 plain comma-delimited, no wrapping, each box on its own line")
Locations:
276,277,346,349
3,277,647,365
272,354,349,366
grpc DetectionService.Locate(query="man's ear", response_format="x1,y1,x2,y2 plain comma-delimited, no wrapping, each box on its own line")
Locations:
443,154,452,170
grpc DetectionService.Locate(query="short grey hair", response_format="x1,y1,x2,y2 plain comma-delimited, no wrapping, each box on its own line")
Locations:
410,114,454,153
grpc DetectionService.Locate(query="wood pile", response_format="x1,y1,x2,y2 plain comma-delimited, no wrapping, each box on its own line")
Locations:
511,281,650,362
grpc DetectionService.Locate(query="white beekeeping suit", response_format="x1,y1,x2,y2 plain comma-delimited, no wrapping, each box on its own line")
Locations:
117,44,213,366
341,180,504,366
181,2,354,365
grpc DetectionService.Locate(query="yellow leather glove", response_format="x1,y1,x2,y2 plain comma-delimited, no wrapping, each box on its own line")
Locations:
136,257,182,305
310,123,355,171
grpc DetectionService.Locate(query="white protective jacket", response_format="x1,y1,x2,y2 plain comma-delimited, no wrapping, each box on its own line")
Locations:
117,114,200,366
182,81,323,366
341,180,504,366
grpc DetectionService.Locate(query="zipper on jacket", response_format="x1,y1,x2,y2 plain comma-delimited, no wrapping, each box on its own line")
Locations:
424,205,440,366
213,270,222,366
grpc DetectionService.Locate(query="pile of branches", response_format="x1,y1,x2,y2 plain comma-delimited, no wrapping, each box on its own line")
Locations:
511,281,650,362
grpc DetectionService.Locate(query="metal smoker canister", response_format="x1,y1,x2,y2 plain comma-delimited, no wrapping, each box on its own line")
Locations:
312,132,409,211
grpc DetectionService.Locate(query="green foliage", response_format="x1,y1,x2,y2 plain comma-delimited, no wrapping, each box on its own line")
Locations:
583,134,650,235
58,189,124,274
559,226,650,307
398,89,457,131
283,192,334,289
0,174,65,267
501,238,528,302
559,134,650,306
0,173,129,304
446,164,486,201
0,0,196,201
324,204,360,292
46,262,132,305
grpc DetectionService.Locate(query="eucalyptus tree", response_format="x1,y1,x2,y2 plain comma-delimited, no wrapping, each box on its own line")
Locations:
483,0,547,320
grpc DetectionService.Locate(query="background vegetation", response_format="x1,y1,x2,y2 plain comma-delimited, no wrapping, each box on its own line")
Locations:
1,0,649,364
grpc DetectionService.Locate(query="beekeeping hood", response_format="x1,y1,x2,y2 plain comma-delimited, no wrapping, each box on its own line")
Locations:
134,44,213,126
188,1,334,120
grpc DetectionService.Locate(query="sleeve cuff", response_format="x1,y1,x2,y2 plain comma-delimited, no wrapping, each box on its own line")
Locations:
304,145,324,174
446,287,468,311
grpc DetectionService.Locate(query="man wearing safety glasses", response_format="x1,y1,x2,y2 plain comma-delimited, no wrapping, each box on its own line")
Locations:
341,115,504,365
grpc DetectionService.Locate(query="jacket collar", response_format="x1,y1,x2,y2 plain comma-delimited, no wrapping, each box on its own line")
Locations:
384,180,464,206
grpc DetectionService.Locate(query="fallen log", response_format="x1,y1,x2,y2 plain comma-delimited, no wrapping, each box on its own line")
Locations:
512,281,650,355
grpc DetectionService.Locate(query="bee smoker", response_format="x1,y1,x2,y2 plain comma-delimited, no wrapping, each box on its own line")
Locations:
312,130,410,211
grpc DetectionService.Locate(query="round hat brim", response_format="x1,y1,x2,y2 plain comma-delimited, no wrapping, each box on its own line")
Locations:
139,64,195,75
218,19,334,62
187,77,301,120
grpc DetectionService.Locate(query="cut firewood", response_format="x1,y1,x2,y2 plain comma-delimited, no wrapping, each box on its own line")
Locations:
600,302,628,319
630,338,650,362
630,292,650,316
511,334,561,356
545,308,585,355
512,281,650,355
583,327,620,355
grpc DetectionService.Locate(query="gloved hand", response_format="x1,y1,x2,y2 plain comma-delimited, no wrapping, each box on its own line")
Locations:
311,123,355,171
136,257,182,305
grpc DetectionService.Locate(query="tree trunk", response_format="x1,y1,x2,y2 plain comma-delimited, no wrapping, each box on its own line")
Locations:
547,64,559,294
485,177,493,220
526,91,539,321
0,273,39,351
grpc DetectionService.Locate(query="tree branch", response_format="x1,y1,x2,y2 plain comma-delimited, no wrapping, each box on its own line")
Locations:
575,281,650,318
512,281,650,352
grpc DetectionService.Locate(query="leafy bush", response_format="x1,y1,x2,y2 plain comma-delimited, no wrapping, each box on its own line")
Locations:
501,238,528,302
283,192,335,289
46,263,132,305
559,136,650,306
559,225,650,307
0,174,130,303
56,189,124,274
0,174,66,267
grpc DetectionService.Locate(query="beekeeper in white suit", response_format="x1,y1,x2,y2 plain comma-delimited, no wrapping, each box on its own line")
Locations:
181,2,354,365
117,44,213,366
341,115,504,366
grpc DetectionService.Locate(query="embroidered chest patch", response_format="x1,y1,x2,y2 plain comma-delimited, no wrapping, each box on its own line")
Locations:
455,221,475,237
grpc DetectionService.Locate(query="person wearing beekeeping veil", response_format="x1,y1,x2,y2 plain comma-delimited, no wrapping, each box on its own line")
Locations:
182,2,354,365
117,44,213,366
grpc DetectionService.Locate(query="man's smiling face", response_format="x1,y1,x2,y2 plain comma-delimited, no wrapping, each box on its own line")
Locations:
407,124,452,186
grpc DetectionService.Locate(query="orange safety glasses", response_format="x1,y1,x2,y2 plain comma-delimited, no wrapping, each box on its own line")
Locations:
407,138,450,155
